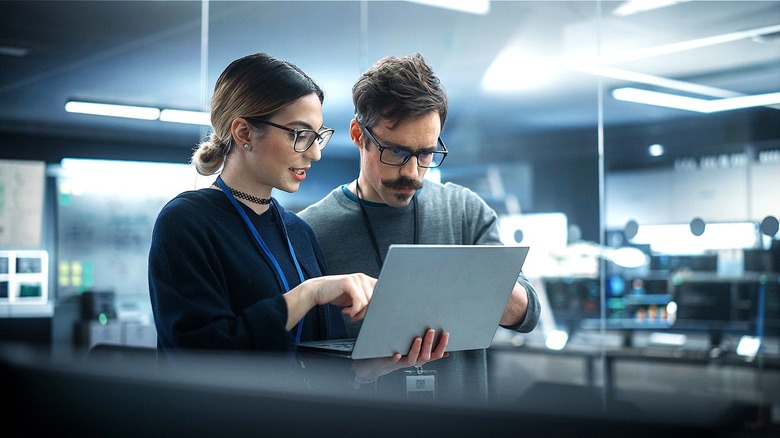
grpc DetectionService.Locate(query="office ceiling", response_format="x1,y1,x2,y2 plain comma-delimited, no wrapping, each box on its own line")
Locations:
1,1,778,167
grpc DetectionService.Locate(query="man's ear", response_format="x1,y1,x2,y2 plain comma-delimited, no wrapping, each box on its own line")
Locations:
231,117,252,146
349,119,365,149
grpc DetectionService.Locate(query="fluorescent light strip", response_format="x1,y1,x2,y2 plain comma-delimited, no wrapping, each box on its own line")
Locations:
612,88,780,113
611,0,689,17
404,0,489,15
572,64,742,98
708,92,780,112
613,88,709,112
596,24,780,65
59,158,210,195
0,45,30,57
65,101,160,120
159,109,210,125
66,101,210,125
566,24,780,111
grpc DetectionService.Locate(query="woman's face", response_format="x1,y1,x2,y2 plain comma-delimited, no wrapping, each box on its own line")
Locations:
243,92,326,194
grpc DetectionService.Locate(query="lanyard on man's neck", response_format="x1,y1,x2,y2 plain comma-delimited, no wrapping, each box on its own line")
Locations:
215,176,306,343
354,178,419,269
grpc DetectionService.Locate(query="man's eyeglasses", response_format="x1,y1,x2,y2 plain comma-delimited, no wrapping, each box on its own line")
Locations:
362,126,448,168
246,118,334,152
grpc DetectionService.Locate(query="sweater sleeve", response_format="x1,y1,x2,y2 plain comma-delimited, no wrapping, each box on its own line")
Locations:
502,272,541,333
459,186,541,333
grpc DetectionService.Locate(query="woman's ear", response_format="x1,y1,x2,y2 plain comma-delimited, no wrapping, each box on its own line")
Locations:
231,117,252,147
349,118,364,149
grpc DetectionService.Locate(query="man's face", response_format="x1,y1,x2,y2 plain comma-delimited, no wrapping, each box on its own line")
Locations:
353,112,441,208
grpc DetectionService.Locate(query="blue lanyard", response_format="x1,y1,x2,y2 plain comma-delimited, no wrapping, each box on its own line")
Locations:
215,176,306,343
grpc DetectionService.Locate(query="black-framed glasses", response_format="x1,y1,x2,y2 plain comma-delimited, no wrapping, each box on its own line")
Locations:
245,118,334,152
362,126,448,168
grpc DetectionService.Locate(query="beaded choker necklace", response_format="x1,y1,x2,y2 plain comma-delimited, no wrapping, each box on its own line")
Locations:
212,181,270,205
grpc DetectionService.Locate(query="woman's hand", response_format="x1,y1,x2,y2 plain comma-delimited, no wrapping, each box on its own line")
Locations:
310,273,376,321
353,329,450,382
285,273,376,330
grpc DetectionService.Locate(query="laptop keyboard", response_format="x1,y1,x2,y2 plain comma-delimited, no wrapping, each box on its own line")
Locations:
316,340,355,351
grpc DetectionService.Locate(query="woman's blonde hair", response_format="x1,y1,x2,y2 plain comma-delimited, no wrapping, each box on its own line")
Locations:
192,53,324,175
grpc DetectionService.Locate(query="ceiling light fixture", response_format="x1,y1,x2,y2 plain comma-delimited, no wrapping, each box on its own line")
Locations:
0,45,30,57
404,0,489,15
611,0,690,17
159,109,210,125
612,88,780,113
65,101,160,120
66,100,210,125
573,64,741,98
568,24,780,111
596,24,780,65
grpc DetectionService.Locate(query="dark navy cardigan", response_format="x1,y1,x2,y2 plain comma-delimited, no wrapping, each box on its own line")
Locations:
149,188,347,356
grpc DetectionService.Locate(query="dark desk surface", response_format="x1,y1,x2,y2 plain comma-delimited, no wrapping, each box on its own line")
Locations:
2,341,778,437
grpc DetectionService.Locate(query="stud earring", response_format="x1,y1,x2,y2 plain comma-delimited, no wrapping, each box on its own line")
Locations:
242,143,251,151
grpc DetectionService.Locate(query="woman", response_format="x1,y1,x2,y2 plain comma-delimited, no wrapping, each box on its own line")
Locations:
149,53,445,383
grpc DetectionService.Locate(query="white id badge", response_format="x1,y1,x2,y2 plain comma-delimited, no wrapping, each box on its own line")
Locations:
404,368,436,401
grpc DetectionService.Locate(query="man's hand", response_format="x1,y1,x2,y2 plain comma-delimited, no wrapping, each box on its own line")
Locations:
353,329,449,381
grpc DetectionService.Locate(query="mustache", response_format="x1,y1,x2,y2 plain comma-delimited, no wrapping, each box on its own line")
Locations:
382,176,424,191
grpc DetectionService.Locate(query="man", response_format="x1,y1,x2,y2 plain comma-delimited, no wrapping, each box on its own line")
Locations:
299,53,540,402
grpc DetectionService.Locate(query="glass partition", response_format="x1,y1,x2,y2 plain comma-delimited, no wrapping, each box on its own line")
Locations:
600,0,780,425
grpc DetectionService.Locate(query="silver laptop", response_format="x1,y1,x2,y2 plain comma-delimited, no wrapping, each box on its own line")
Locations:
297,244,529,359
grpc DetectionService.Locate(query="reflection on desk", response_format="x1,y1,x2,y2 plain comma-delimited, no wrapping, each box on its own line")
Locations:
2,342,777,437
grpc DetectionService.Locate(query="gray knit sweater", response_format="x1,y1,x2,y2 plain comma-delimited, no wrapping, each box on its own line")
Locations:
299,181,540,403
